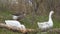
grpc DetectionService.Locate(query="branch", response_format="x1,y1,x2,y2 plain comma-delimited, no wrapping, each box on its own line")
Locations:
0,23,38,34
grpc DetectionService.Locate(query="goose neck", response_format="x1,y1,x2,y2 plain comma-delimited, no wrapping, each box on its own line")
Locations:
49,12,52,22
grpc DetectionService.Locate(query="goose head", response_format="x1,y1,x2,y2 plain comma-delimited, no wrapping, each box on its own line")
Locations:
51,11,54,13
49,11,54,18
12,15,19,20
50,11,54,15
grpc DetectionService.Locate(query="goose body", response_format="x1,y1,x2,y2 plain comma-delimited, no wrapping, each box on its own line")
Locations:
5,20,26,30
37,11,54,30
5,20,21,27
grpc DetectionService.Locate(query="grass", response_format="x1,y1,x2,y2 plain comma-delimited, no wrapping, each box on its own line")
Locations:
0,11,60,34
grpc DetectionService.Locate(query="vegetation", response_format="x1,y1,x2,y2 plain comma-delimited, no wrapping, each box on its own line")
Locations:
0,0,60,34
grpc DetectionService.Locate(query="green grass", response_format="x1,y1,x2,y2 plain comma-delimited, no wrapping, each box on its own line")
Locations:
0,11,12,23
0,28,21,34
0,11,60,34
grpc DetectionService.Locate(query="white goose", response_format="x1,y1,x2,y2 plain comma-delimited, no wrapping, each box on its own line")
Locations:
37,11,54,30
5,20,26,30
